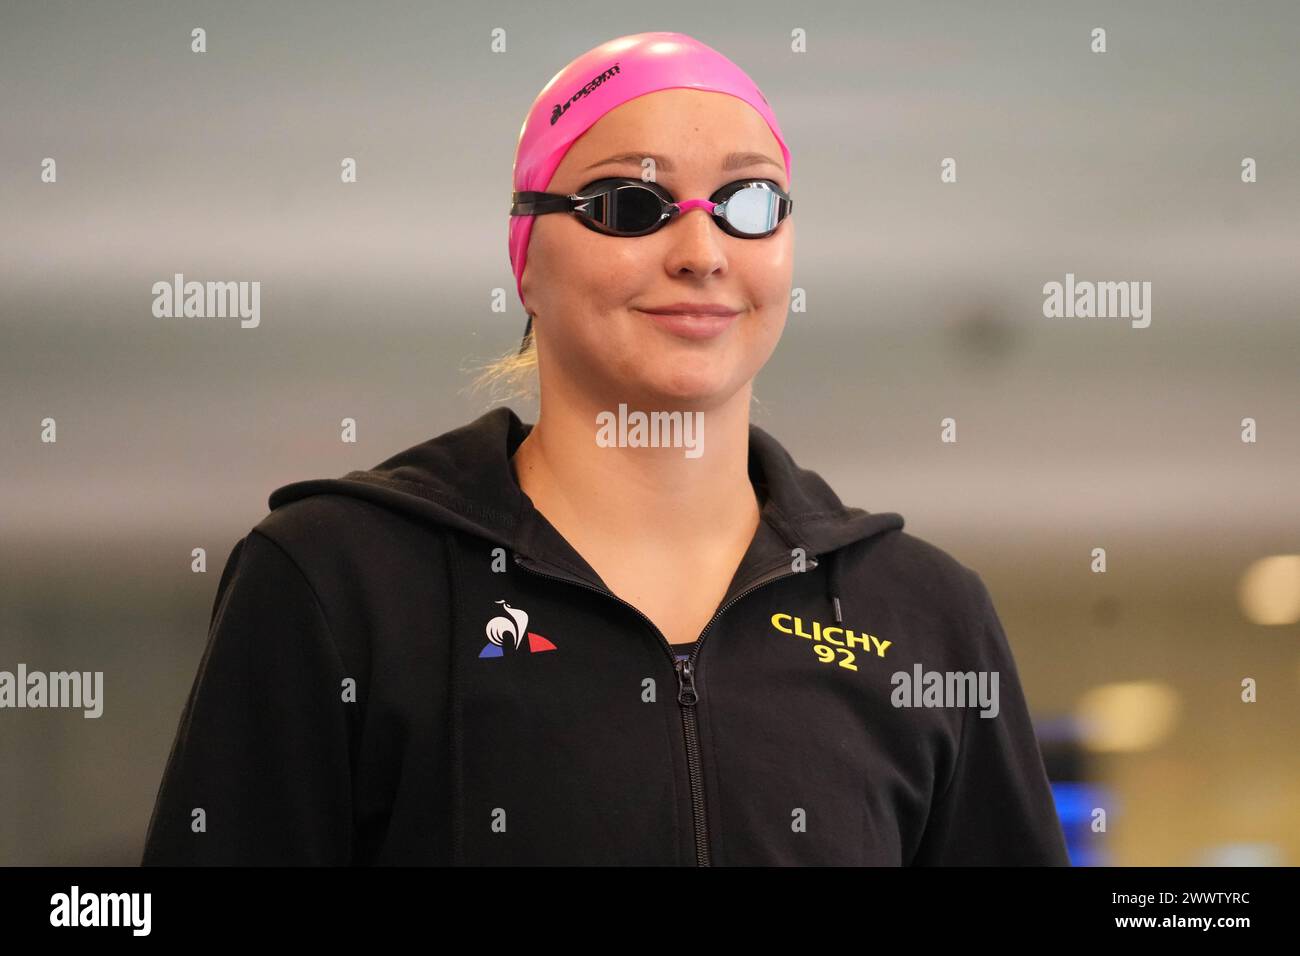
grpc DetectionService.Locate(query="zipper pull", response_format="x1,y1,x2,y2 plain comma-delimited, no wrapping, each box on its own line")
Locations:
675,657,699,706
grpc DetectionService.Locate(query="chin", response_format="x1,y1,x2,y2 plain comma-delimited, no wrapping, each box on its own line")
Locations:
634,367,742,407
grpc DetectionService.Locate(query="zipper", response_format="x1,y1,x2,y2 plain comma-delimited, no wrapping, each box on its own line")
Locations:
512,549,819,866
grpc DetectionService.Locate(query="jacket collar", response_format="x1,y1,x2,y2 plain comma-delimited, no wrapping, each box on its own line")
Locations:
268,406,904,608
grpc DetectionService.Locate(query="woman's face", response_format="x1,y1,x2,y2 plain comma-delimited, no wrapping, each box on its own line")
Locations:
520,88,794,408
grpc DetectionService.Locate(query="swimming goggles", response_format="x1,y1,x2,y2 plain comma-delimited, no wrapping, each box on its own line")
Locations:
510,177,793,239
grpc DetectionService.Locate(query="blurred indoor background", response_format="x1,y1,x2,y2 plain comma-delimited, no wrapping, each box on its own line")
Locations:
1,0,1297,865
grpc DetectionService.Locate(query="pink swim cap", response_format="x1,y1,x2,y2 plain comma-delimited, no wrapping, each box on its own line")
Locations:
508,31,792,316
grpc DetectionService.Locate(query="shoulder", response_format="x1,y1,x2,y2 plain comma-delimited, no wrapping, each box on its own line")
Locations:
253,492,390,550
255,490,441,551
857,526,985,602
842,526,997,662
245,493,453,603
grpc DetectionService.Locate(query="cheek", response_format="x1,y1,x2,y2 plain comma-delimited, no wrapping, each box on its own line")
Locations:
738,233,795,312
531,218,642,306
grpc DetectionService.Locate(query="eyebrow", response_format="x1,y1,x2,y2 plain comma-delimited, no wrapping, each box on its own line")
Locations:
581,150,783,174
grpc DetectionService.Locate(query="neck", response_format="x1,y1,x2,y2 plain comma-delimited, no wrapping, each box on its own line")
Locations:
511,384,760,550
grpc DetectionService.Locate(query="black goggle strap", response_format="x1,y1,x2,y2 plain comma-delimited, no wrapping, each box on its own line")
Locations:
519,314,532,354
510,191,578,216
511,179,663,213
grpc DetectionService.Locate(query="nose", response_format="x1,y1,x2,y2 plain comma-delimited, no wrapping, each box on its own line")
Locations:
663,201,727,278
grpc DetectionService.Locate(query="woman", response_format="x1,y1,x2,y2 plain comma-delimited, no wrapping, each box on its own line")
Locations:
142,32,1068,866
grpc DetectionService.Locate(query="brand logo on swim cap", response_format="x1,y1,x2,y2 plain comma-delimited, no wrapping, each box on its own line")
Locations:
550,62,622,126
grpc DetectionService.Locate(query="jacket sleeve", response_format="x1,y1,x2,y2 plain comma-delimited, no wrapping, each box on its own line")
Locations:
141,530,355,865
910,570,1070,866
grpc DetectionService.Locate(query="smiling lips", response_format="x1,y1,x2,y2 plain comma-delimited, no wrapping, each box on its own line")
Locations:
639,302,741,339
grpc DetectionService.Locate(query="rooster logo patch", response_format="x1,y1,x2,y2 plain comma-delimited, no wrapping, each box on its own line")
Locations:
478,600,557,658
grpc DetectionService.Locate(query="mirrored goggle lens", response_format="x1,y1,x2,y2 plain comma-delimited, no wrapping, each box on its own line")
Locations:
721,184,783,235
591,184,664,233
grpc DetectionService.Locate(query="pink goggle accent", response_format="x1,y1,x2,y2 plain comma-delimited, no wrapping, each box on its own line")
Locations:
674,198,717,215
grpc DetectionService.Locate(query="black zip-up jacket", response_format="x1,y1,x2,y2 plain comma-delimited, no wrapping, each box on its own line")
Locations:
142,406,1070,866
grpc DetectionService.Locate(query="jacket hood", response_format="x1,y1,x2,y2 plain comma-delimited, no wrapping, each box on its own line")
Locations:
267,406,904,623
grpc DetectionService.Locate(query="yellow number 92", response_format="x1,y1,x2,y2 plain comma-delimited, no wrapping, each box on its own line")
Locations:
812,644,858,671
